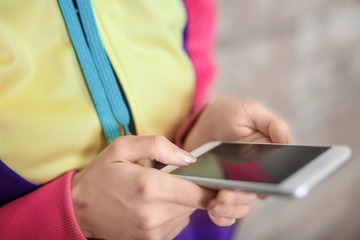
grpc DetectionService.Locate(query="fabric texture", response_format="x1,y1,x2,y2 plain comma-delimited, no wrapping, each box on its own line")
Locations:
0,160,38,206
93,0,195,139
58,0,123,144
0,0,222,239
183,0,217,112
0,171,85,239
0,0,193,184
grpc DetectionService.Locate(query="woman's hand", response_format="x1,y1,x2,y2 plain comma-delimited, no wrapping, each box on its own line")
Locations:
184,97,291,151
71,135,256,240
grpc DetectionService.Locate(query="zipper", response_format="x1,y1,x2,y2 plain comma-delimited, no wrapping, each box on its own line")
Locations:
58,0,134,144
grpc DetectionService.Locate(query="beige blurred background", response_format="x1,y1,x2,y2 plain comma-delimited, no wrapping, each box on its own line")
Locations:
212,0,360,239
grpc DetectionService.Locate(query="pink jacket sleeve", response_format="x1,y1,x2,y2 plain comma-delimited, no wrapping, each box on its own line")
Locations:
176,0,217,146
0,171,85,239
183,0,217,112
0,1,217,238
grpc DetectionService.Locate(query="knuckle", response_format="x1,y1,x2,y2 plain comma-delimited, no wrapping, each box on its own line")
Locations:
109,136,132,154
111,135,128,146
149,135,170,158
238,205,251,218
108,138,121,154
137,176,155,202
151,135,168,148
137,212,157,231
217,190,233,205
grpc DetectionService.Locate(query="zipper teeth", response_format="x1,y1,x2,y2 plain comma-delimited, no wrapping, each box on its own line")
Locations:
76,0,132,135
58,0,127,144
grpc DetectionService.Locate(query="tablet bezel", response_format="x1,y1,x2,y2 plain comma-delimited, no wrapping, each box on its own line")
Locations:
161,141,351,198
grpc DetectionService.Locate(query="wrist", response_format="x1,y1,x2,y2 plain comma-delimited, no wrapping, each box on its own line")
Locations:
71,172,94,238
176,104,208,150
183,110,213,151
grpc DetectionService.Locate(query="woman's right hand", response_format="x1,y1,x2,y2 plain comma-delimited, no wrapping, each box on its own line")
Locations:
71,135,216,240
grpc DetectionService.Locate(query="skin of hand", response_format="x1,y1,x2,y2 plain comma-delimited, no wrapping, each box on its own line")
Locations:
183,97,292,222
71,135,257,240
184,97,292,151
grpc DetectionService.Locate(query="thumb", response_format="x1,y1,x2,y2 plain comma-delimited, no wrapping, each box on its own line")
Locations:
267,118,292,144
107,135,197,166
253,105,291,144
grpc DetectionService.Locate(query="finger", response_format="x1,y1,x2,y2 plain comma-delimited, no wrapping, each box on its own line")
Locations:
108,135,196,166
206,190,256,220
210,189,258,206
268,118,291,144
114,162,216,211
253,106,291,144
240,132,271,143
149,169,217,209
208,212,236,227
208,203,251,219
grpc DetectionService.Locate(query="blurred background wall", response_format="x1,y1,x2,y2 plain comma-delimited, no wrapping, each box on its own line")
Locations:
212,0,360,239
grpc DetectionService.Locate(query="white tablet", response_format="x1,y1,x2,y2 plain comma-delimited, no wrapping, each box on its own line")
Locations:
161,141,351,198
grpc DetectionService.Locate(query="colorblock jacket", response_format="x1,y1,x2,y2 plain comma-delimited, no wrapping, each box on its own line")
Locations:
0,1,236,239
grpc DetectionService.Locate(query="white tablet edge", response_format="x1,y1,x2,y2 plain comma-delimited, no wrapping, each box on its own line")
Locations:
161,142,352,198
279,145,351,197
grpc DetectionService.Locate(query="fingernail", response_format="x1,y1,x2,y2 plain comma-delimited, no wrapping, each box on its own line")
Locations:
176,150,196,163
